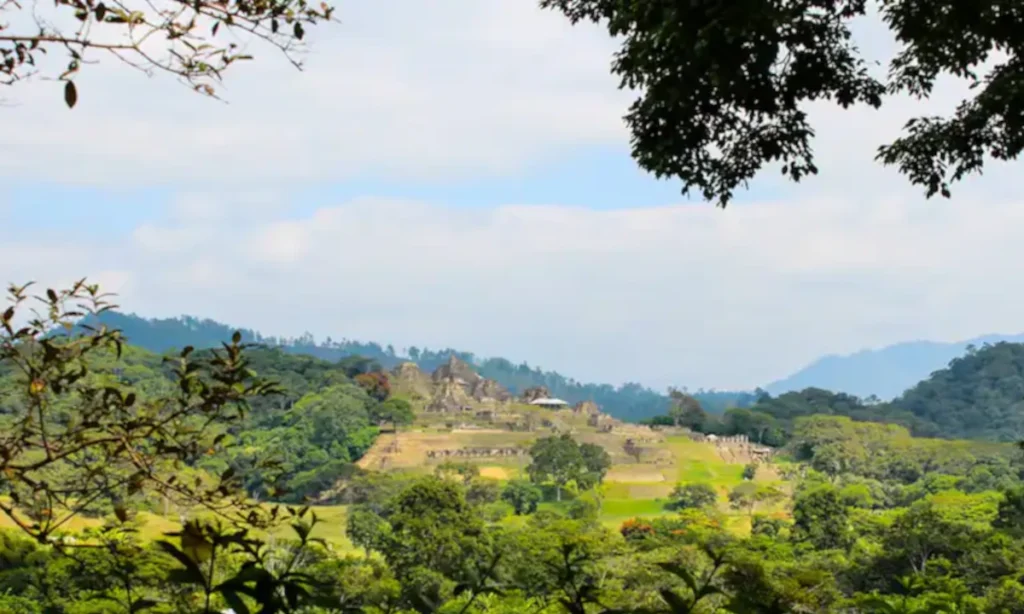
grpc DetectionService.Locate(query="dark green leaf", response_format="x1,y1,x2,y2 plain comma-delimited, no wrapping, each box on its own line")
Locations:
129,599,159,612
63,81,77,108
156,541,206,585
219,590,251,614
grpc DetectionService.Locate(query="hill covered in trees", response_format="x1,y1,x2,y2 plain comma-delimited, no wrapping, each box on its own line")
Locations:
79,311,757,421
892,342,1024,441
80,313,1024,443
655,342,1024,445
2,330,407,507
765,333,1024,400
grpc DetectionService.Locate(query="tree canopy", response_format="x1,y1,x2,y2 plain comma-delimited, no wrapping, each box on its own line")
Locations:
527,434,611,502
542,0,1024,205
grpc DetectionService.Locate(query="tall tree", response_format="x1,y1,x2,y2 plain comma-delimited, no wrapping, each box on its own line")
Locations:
527,434,587,502
501,480,542,515
668,388,708,430
542,0,1024,205
579,442,612,488
373,398,415,430
666,482,719,511
792,483,852,550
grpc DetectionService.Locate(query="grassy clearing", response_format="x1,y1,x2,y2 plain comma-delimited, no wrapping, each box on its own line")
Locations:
0,503,357,552
665,436,746,488
155,504,356,551
0,427,790,546
600,498,667,519
596,436,793,534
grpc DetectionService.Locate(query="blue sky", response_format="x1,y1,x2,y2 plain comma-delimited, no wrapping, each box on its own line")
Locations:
2,146,697,230
1,0,1022,391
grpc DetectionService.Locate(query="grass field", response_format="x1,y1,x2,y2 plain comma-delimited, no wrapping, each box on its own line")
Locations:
0,428,791,546
0,503,357,552
596,435,790,527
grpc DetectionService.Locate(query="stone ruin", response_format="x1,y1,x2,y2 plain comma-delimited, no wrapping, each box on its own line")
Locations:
688,432,775,462
426,447,528,460
691,433,750,444
520,386,551,404
573,400,599,415
428,377,475,412
611,423,663,444
588,412,616,432
622,437,674,465
391,361,433,399
426,355,511,412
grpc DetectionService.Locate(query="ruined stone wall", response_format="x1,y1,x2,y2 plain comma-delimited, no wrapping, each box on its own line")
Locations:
426,447,529,459
686,433,750,444
716,434,750,444
611,424,664,444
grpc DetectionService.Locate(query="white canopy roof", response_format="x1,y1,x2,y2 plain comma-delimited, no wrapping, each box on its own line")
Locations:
530,397,569,406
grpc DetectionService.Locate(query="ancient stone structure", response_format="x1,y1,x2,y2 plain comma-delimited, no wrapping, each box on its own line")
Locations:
520,386,551,404
588,412,615,431
428,376,475,412
687,432,776,463
426,447,529,459
391,362,433,399
610,423,662,443
427,355,511,412
573,400,599,415
470,378,511,403
623,438,644,462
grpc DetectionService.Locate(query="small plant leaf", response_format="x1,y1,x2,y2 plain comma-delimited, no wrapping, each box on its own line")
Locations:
64,81,78,109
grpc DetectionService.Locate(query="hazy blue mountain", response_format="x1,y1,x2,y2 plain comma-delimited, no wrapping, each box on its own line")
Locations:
765,333,1024,400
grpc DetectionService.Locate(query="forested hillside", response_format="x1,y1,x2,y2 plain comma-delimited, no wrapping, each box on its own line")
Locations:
649,386,926,446
0,336,394,506
891,342,1024,441
653,342,1024,445
81,311,757,420
765,333,1024,400
82,313,1024,444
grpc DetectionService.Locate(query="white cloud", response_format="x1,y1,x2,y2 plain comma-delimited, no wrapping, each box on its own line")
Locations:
0,0,628,186
2,192,1023,391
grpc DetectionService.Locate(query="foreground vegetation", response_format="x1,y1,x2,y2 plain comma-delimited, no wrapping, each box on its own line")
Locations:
4,281,1024,613
5,456,1024,613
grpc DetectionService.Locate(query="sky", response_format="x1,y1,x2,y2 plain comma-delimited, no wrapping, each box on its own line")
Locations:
1,1,1022,391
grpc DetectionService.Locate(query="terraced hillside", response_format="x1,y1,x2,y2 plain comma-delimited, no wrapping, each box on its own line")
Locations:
360,358,790,531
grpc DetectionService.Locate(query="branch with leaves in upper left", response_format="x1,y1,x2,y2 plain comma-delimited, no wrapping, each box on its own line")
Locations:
0,0,335,107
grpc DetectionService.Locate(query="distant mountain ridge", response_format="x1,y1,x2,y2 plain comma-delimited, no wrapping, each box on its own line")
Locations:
80,312,1024,421
80,311,757,422
765,333,1024,400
